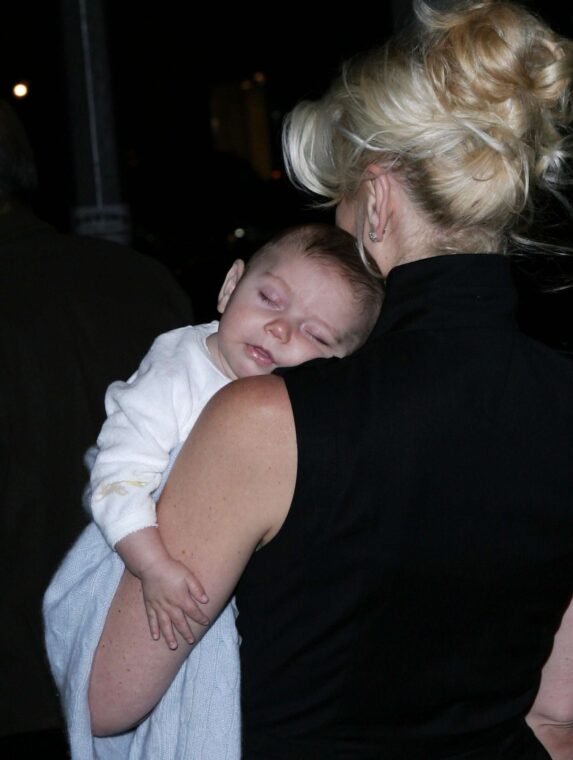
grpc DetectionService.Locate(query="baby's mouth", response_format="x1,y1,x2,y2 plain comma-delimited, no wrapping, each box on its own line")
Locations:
246,344,275,366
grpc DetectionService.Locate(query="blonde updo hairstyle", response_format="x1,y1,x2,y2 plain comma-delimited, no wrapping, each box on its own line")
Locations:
283,0,573,258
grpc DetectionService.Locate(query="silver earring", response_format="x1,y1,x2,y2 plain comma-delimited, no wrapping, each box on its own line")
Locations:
368,231,378,243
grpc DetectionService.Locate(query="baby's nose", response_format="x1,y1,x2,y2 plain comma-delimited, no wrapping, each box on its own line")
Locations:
266,318,292,343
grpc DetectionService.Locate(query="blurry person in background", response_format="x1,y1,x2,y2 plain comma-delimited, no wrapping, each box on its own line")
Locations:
0,100,194,756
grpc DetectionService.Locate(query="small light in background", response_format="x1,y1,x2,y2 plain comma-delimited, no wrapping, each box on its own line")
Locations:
253,72,266,85
12,82,29,98
13,82,29,99
234,227,246,239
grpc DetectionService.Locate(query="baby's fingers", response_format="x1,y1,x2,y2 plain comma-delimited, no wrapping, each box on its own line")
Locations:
145,605,160,642
181,590,210,626
169,607,196,648
184,572,209,604
156,608,181,650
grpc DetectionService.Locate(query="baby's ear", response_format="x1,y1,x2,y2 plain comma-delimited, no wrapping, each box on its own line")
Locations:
217,259,246,313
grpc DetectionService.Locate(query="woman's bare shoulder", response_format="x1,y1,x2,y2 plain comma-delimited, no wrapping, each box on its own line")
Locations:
202,374,292,423
191,375,294,452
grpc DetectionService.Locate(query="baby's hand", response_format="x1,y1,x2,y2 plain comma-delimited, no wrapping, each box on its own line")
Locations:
140,556,210,650
115,527,210,650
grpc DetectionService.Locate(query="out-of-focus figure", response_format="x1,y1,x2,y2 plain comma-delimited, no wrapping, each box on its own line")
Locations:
0,100,194,754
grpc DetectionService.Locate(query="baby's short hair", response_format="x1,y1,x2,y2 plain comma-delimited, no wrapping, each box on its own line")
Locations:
247,223,384,347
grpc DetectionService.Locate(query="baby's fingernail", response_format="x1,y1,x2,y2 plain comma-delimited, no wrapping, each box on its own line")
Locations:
169,642,178,650
152,633,159,640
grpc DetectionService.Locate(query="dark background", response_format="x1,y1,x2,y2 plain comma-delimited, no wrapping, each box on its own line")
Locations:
1,1,572,346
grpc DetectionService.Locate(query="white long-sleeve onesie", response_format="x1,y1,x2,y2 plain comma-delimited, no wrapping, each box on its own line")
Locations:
90,321,229,548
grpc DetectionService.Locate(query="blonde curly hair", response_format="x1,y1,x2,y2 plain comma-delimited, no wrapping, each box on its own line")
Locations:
283,0,573,256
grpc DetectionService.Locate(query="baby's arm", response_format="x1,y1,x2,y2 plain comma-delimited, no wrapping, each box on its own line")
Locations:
90,327,210,646
116,527,209,649
90,330,189,546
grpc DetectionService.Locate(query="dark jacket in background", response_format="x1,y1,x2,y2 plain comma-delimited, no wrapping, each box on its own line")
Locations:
0,209,194,737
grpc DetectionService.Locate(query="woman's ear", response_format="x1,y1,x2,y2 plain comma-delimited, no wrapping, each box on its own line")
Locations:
365,164,392,242
217,259,246,314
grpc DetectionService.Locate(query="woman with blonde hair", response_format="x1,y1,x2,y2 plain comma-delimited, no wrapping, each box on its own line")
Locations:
88,2,573,757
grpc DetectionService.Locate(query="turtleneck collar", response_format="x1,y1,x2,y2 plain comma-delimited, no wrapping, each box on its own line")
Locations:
370,253,518,338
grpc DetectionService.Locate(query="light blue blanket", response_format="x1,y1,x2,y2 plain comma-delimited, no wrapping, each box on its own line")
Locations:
43,453,241,759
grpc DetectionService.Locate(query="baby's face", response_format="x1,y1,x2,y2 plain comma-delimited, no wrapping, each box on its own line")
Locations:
212,248,363,380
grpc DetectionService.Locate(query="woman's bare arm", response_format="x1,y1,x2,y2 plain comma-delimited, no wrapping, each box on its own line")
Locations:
527,596,573,759
88,374,297,736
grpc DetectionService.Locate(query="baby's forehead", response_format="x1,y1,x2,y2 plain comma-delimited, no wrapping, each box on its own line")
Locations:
249,243,349,281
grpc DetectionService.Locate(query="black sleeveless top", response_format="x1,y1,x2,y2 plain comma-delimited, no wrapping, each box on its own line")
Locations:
235,254,573,759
